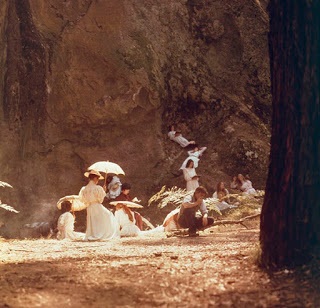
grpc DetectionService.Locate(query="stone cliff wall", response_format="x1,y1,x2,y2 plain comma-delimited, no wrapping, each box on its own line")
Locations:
0,0,270,225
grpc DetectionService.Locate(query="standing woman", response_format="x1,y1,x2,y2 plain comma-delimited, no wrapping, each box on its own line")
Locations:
79,170,120,241
183,159,200,191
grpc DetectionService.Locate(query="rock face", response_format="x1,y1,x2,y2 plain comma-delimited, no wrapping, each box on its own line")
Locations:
0,0,270,224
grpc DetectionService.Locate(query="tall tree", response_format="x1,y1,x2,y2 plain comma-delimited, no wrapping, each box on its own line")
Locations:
260,1,320,268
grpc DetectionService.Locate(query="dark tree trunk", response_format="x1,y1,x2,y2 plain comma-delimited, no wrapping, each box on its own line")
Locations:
4,0,47,157
260,1,320,268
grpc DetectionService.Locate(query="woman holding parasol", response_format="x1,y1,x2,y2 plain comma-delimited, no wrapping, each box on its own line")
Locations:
79,170,120,241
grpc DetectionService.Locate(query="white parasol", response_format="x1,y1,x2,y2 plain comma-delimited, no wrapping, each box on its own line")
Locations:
163,208,180,225
109,200,144,209
88,161,125,176
57,195,87,212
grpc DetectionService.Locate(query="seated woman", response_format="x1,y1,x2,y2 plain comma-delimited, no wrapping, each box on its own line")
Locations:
114,203,140,237
183,159,200,191
57,201,85,240
115,183,143,230
180,145,207,169
231,174,256,195
212,182,237,211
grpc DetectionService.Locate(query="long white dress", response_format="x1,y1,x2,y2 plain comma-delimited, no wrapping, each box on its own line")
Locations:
114,209,140,237
212,191,237,211
57,212,85,240
183,168,199,191
240,180,256,195
180,147,207,169
79,181,120,241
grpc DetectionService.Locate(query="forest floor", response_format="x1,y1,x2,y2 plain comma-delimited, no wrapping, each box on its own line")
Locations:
1,219,320,308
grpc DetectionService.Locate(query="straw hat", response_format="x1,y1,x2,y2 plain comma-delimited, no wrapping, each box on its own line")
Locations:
84,169,104,180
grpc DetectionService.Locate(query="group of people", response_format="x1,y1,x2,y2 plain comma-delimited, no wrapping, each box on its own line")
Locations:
57,126,258,240
57,170,146,241
167,125,258,235
168,124,207,191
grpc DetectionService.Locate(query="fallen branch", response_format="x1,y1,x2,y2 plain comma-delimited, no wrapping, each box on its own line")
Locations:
209,213,261,229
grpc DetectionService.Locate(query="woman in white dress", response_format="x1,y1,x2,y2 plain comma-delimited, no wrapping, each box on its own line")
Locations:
114,203,140,237
79,170,120,241
212,182,237,211
237,174,256,195
168,124,195,148
183,159,200,191
57,201,85,240
180,145,207,169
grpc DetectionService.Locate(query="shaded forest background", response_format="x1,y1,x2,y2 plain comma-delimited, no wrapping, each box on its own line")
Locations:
0,0,271,229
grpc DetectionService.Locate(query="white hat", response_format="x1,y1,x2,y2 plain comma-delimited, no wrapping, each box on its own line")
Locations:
84,169,104,180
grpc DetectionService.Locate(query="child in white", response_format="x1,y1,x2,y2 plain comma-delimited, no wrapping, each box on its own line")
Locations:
57,201,84,240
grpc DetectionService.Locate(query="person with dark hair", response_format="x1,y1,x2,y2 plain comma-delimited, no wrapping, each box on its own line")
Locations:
57,201,84,240
168,124,196,148
114,203,141,237
213,181,237,211
180,144,207,169
106,175,122,200
182,159,200,191
115,183,132,201
79,170,120,241
115,183,143,230
178,186,214,237
231,174,256,195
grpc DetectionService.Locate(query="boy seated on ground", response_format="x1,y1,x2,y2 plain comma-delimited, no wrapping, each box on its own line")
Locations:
177,186,214,237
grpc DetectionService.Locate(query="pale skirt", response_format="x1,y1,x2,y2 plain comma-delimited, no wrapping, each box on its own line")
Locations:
85,203,120,241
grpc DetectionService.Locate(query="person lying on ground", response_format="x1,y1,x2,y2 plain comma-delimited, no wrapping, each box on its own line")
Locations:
177,186,214,237
180,145,207,169
168,124,196,148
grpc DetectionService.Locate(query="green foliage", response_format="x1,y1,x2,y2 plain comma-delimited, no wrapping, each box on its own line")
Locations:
148,186,221,215
0,180,19,214
148,186,265,219
0,203,19,213
0,181,13,188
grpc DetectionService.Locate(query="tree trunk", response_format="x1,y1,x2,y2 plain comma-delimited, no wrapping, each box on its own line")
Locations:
260,0,320,268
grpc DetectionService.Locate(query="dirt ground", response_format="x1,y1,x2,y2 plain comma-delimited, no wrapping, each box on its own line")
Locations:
1,221,320,308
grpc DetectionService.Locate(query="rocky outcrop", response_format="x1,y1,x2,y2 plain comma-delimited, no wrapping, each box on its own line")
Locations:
0,0,270,224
